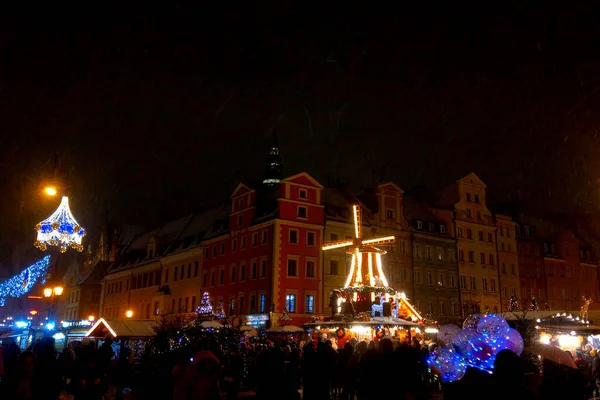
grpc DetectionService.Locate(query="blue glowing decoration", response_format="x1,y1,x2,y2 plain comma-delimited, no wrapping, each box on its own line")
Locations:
427,347,467,382
34,196,85,253
429,314,524,382
45,322,55,330
0,256,51,306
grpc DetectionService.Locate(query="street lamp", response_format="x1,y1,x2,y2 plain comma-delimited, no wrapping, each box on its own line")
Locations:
88,315,95,322
125,310,133,319
43,284,63,325
44,187,57,196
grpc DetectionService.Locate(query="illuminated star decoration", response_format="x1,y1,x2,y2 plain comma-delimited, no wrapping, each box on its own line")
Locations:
0,256,50,306
34,196,85,253
322,204,395,298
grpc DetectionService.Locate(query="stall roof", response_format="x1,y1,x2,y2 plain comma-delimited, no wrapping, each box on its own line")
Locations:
303,319,420,328
85,318,157,338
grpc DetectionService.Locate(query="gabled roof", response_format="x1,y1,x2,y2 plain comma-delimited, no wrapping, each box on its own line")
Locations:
85,318,157,338
230,183,254,199
283,172,324,188
458,173,487,188
377,182,404,194
403,194,442,224
165,206,230,254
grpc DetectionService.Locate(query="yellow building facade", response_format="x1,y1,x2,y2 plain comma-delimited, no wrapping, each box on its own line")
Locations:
495,213,520,310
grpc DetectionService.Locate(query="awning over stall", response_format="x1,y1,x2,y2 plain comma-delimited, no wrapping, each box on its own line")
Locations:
85,318,157,339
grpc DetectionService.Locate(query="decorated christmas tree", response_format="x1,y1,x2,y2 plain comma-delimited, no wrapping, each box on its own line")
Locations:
196,292,214,320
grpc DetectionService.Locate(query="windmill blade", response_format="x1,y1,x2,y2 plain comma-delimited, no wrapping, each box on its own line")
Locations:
353,205,362,239
322,240,354,251
361,236,396,246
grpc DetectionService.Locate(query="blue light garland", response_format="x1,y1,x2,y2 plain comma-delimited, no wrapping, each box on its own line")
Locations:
34,196,85,253
0,255,51,306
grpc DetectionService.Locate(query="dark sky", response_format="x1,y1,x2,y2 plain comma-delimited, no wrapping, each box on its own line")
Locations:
2,3,600,270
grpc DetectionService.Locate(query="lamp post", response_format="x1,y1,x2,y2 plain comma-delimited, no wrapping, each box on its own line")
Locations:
43,284,64,327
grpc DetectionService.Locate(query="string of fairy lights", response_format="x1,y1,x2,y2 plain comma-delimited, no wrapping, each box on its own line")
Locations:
0,256,51,306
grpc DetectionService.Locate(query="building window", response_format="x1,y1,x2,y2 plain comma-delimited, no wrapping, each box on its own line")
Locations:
211,272,215,286
479,231,484,241
330,260,339,275
440,302,445,315
511,264,515,275
488,232,493,243
297,206,307,219
415,271,422,284
205,247,210,259
306,295,314,313
261,260,267,277
289,229,299,244
194,261,199,277
306,261,316,278
237,214,243,226
191,296,197,311
437,248,443,261
482,278,488,291
476,211,482,220
171,299,176,313
466,208,472,217
287,259,298,277
232,239,237,252
414,244,420,257
468,251,474,263
511,287,516,296
516,224,521,235
417,221,423,229
187,264,192,279
165,269,169,284
452,303,457,316
489,254,494,265
459,250,464,261
440,225,446,234
438,273,444,286
184,297,189,312
536,268,541,278
259,294,266,313
250,296,256,314
179,266,184,280
506,228,511,238
231,266,237,282
426,272,433,285
460,276,467,289
450,275,456,287
469,276,476,290
252,233,258,246
457,227,463,237
212,245,216,257
466,192,471,201
330,233,339,241
241,236,247,249
503,286,508,297
262,230,268,244
426,246,432,260
402,268,408,282
286,294,296,312
220,243,225,255
299,189,308,199
428,301,434,314
474,194,480,203
502,263,506,274
219,270,224,285
307,231,316,246
386,209,395,220
467,229,472,239
401,241,406,252
524,226,530,236
252,261,257,279
229,299,235,315
174,266,179,281
240,264,246,281
428,222,434,231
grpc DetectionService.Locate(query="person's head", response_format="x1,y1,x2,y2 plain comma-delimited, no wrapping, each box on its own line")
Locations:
357,340,368,354
18,351,35,373
344,342,353,354
494,350,524,384
380,338,393,354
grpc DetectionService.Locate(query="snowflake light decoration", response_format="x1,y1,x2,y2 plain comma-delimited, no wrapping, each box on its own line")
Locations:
34,196,85,253
0,256,50,306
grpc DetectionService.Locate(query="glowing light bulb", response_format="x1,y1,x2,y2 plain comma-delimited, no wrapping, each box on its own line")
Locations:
43,288,52,298
53,286,63,296
44,187,57,196
126,310,133,318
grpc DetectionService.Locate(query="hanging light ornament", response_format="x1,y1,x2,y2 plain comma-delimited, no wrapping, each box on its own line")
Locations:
34,196,85,253
0,256,50,306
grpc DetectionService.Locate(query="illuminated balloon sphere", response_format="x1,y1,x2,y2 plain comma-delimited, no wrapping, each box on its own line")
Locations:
437,324,461,346
477,314,509,336
453,328,479,355
465,335,496,371
427,347,467,383
462,314,482,330
505,328,524,355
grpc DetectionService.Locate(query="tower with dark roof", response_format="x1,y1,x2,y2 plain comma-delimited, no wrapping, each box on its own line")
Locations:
263,131,284,186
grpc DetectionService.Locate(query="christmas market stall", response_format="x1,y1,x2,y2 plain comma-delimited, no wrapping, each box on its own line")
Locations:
307,205,425,345
84,318,157,361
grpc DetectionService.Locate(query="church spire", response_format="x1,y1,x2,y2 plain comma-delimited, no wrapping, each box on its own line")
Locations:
263,131,283,186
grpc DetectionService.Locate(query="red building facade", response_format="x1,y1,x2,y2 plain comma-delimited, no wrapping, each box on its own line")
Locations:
516,223,547,310
201,173,324,326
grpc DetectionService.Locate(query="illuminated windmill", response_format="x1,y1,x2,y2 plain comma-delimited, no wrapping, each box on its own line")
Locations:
34,196,86,253
323,205,395,291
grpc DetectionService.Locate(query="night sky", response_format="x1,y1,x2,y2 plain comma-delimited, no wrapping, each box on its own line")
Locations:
1,3,600,272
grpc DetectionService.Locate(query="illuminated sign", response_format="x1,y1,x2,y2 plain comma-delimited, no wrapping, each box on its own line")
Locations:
246,314,269,328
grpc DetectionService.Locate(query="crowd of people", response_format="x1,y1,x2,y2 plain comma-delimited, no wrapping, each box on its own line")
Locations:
2,331,600,399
